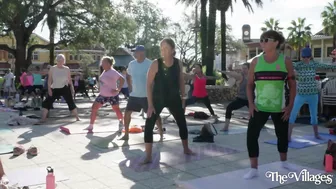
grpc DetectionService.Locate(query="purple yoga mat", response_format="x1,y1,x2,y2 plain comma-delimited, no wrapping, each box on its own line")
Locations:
119,144,239,172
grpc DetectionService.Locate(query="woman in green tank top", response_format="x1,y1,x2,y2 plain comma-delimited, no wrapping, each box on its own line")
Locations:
244,30,297,179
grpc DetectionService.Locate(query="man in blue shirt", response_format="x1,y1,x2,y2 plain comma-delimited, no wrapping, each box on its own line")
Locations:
119,45,164,140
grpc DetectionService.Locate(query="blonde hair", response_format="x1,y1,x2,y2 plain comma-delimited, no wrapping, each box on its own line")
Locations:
56,54,66,64
101,56,115,65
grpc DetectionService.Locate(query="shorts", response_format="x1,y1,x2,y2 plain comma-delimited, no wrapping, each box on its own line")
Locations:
126,97,148,112
95,95,119,105
24,86,35,94
120,88,129,97
3,86,14,93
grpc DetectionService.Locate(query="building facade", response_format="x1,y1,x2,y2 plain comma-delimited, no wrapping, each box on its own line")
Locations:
0,33,106,75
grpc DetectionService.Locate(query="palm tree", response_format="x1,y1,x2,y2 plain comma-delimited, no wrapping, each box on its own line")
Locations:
287,17,312,60
47,8,58,66
261,18,283,32
216,0,263,77
205,0,216,78
177,0,208,66
321,1,336,61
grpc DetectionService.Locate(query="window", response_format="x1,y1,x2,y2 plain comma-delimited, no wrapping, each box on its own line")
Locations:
313,48,321,58
32,52,39,60
74,55,78,60
97,56,101,61
327,47,333,57
69,55,73,60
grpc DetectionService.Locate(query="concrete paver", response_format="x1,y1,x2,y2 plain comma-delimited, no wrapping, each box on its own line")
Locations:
0,98,335,189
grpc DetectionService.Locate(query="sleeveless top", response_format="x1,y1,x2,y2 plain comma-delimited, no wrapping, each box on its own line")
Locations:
25,75,33,86
254,54,288,113
192,75,207,98
51,66,70,89
237,74,247,100
33,73,43,85
153,58,180,105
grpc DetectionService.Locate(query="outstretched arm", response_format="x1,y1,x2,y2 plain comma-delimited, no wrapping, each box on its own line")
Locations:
220,71,242,81
313,60,336,69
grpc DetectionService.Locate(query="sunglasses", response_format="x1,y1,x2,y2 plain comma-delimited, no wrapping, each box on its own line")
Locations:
302,56,311,59
260,38,275,43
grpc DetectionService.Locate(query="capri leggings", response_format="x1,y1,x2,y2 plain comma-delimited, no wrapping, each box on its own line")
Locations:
144,97,188,143
42,85,76,111
289,94,318,125
247,111,288,157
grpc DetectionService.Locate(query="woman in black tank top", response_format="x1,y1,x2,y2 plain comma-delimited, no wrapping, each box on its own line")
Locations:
143,38,193,164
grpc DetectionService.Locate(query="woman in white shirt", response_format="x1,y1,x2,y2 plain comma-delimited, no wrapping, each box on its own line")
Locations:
37,54,79,124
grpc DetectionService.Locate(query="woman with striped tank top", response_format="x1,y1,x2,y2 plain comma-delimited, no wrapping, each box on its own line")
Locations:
288,47,336,141
244,30,297,179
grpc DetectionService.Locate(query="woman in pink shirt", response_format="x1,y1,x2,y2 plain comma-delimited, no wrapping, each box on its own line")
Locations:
185,64,218,117
85,56,125,131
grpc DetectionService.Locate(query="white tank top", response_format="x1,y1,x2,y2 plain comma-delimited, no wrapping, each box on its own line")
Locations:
51,66,70,89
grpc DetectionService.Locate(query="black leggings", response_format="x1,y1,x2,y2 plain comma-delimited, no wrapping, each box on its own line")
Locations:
225,98,249,119
185,96,215,115
42,86,77,111
247,111,288,158
144,98,188,143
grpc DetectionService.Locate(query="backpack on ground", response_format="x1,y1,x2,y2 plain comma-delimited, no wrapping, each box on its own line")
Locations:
193,123,218,143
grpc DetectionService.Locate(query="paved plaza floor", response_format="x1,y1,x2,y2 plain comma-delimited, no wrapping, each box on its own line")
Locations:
0,98,336,189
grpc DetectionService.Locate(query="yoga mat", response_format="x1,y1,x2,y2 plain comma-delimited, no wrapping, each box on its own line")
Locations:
7,167,68,187
176,162,326,189
264,133,336,149
60,125,120,134
119,144,239,172
0,144,14,155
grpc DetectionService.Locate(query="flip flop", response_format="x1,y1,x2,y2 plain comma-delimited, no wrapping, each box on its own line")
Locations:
13,146,25,156
27,146,38,156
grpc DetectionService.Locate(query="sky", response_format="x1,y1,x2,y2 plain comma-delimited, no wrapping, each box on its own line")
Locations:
34,0,333,41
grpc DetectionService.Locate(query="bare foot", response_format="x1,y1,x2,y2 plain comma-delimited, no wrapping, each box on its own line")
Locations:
184,148,194,155
220,128,228,132
119,134,129,140
159,135,164,142
84,126,93,130
76,117,80,121
141,157,152,164
315,135,322,140
34,120,46,125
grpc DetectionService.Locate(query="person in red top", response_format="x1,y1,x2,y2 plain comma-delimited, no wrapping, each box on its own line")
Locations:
185,64,218,117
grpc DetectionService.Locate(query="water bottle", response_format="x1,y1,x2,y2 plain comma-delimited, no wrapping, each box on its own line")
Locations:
15,93,20,103
46,166,55,189
325,152,333,172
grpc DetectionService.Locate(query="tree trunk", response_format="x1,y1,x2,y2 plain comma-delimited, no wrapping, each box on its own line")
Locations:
13,31,29,83
200,0,208,66
205,0,216,85
220,10,226,75
50,28,55,65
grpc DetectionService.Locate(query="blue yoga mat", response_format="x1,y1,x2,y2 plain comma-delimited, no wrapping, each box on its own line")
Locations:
264,133,336,149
